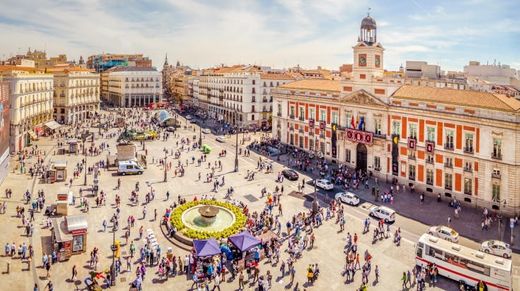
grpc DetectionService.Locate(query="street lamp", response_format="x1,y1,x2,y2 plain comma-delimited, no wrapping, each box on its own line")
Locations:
163,151,168,182
198,121,202,149
110,227,117,286
82,134,88,186
234,126,239,172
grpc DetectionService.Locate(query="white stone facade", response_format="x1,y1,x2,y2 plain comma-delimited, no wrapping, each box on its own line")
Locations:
105,67,162,107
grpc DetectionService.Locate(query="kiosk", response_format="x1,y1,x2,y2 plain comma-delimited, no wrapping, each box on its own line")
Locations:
51,215,88,261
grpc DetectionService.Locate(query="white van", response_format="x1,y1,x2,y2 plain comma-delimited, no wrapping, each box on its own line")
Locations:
118,160,144,176
369,205,396,223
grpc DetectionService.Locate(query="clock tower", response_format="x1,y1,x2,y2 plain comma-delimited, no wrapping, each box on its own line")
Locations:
352,12,384,81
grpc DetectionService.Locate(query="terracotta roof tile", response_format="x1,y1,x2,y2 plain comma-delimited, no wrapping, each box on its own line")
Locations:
259,73,295,80
392,85,520,112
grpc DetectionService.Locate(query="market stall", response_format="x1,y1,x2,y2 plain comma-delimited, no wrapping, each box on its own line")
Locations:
51,214,88,261
192,239,222,282
228,231,261,270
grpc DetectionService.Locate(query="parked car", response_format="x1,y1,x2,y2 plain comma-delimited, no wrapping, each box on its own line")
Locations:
202,128,211,134
215,136,225,143
282,169,299,181
186,115,192,120
335,192,361,206
369,206,396,223
480,240,512,258
428,225,459,243
313,179,334,191
165,127,176,132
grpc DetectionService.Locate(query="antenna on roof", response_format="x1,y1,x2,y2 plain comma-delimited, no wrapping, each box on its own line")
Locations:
368,7,371,16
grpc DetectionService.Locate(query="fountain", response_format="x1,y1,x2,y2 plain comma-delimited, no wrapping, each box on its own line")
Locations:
181,204,236,232
198,205,220,225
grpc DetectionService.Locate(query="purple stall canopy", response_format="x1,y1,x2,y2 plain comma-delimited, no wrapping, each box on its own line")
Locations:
193,239,221,257
228,231,261,252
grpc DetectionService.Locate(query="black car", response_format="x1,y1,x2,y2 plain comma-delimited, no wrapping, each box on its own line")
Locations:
282,169,299,181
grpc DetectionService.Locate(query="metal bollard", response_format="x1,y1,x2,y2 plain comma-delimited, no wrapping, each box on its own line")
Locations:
6,261,9,274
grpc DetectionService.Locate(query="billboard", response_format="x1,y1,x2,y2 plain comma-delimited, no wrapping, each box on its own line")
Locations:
0,81,9,184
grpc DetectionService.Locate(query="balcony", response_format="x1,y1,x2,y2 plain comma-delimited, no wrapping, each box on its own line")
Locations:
492,152,502,160
299,116,305,121
445,185,452,190
444,162,453,168
289,114,295,119
463,147,474,154
444,144,454,151
408,155,416,161
463,167,473,173
277,112,282,117
426,158,434,165
374,167,381,171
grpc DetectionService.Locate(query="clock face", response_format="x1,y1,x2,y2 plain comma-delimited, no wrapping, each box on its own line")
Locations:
359,54,367,67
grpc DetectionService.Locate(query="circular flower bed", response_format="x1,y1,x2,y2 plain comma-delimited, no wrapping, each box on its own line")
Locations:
170,200,247,240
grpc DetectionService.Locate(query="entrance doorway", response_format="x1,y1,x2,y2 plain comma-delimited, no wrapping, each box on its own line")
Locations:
356,143,367,173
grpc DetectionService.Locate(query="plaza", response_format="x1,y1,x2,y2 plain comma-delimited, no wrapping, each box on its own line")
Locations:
0,107,517,291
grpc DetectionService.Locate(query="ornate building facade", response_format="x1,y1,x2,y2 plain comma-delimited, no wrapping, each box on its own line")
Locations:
272,14,520,214
0,66,53,152
49,66,100,124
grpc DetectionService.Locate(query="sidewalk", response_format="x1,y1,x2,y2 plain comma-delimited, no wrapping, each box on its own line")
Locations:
264,151,520,251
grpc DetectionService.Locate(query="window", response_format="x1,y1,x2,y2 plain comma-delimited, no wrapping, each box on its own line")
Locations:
445,174,452,190
445,130,454,149
464,161,472,172
392,121,401,136
426,127,435,142
252,80,255,85
289,134,294,145
299,136,304,148
426,169,434,185
492,184,500,203
290,106,295,118
309,139,314,151
426,154,434,164
277,104,282,116
374,119,382,135
445,157,453,168
409,165,416,180
320,110,326,122
464,133,474,153
408,149,416,160
345,149,351,163
252,105,255,113
331,112,338,124
492,168,501,179
309,108,315,121
299,107,305,121
409,123,418,139
464,178,472,195
252,88,255,94
492,138,502,159
374,156,381,170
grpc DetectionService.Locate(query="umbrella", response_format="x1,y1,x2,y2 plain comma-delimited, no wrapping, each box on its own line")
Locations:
229,231,261,252
193,239,221,257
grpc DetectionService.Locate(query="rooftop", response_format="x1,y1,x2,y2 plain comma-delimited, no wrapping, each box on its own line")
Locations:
279,79,341,92
259,72,295,80
393,85,520,112
105,66,157,73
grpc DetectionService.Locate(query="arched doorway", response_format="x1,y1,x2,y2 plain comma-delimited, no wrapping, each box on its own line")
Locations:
356,143,367,173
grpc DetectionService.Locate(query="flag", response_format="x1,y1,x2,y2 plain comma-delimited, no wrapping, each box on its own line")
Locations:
351,115,355,128
358,116,364,130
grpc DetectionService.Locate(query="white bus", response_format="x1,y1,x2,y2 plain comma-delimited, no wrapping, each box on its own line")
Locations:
415,234,512,291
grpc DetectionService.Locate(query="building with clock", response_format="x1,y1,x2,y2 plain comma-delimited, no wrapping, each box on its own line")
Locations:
272,14,520,214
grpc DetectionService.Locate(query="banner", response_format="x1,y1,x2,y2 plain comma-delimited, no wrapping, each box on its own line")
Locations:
345,128,373,145
392,134,399,176
331,123,337,158
0,81,9,184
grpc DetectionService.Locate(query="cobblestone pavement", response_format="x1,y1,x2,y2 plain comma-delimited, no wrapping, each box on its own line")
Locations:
0,110,514,290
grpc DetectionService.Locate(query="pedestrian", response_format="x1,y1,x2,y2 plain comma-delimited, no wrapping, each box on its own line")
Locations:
71,265,77,281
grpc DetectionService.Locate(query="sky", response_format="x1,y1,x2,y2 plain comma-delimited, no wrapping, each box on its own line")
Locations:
0,0,518,72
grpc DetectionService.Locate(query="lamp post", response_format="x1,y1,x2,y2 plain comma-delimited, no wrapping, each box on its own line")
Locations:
234,126,239,172
110,226,116,286
82,135,88,186
164,151,168,182
199,121,202,149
